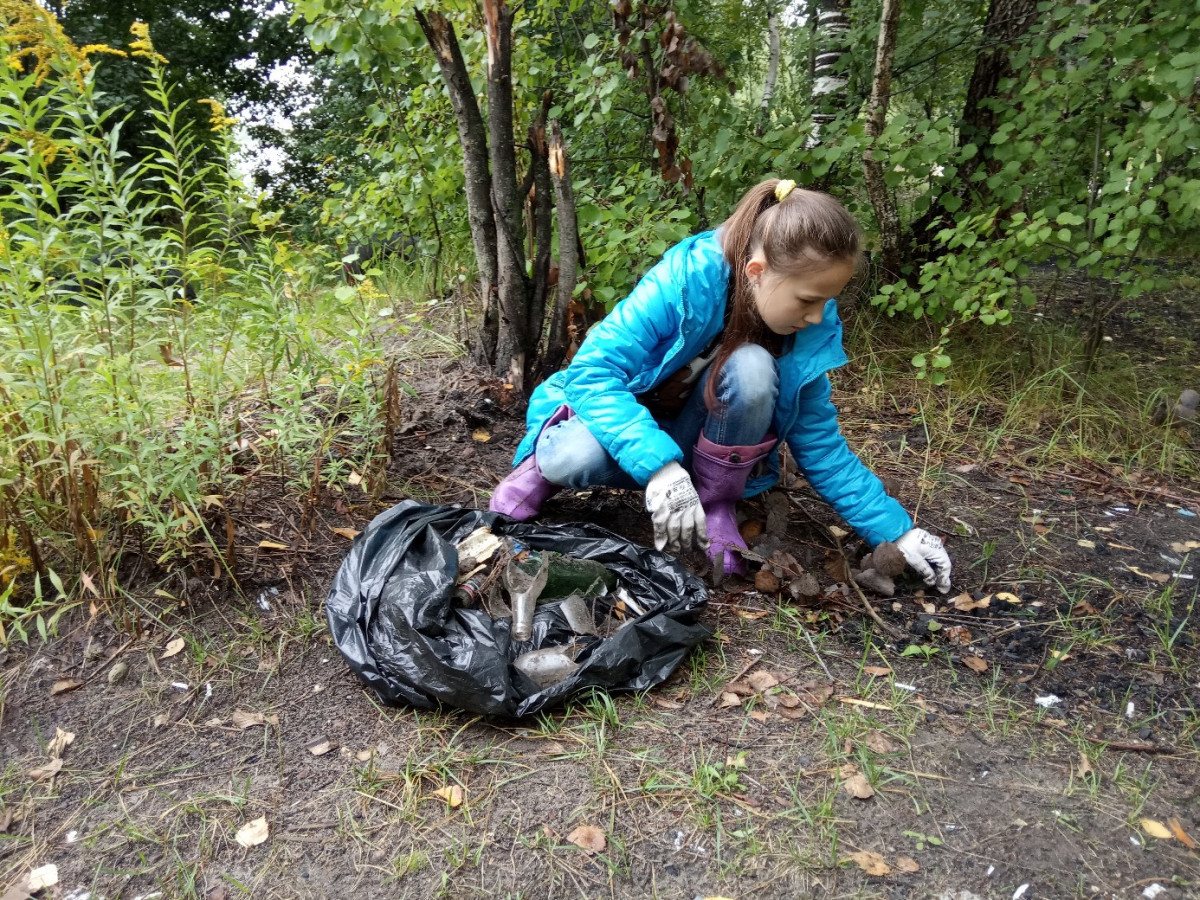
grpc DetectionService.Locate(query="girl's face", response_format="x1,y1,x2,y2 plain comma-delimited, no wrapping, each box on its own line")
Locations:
745,254,855,335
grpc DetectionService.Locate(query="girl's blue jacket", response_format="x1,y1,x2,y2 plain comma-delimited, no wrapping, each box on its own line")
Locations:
512,230,912,546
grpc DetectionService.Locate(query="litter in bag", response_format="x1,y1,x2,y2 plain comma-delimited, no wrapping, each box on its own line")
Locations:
326,501,711,717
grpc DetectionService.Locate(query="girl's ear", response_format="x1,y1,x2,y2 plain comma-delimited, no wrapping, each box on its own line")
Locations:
743,253,766,282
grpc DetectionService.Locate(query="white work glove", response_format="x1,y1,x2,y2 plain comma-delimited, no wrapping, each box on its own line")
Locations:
645,461,709,554
895,527,952,593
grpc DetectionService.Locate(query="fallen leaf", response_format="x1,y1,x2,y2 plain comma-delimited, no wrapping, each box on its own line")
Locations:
843,774,875,800
1108,541,1137,551
51,679,83,695
433,785,464,808
347,471,363,486
894,855,920,873
472,428,491,443
258,540,289,550
653,698,685,710
863,665,892,677
235,816,270,848
963,655,988,673
865,730,895,754
355,749,374,763
1167,817,1198,849
735,608,771,621
1140,818,1172,839
797,682,834,705
995,591,1022,604
46,728,75,759
846,850,891,876
746,670,779,692
565,824,606,852
306,738,336,756
1169,540,1200,554
231,710,278,730
717,692,741,709
1126,566,1169,584
161,637,186,659
747,709,772,722
27,864,58,891
330,527,360,540
28,758,63,781
922,601,937,614
952,592,990,611
945,625,972,645
952,463,977,473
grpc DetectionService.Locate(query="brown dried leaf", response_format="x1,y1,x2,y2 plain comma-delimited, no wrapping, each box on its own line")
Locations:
28,758,63,781
472,428,492,443
1077,752,1093,778
745,670,779,692
161,637,186,659
1126,566,1169,584
843,774,875,800
235,816,270,848
962,655,988,673
1167,817,1199,849
717,692,742,709
894,855,920,873
846,850,891,876
865,730,894,754
839,697,893,711
433,785,464,808
863,665,892,677
231,710,278,730
258,540,289,550
51,679,83,696
331,527,360,540
747,709,771,722
724,680,756,697
735,608,771,621
796,682,834,705
653,698,685,710
565,824,606,852
46,728,75,759
952,592,990,611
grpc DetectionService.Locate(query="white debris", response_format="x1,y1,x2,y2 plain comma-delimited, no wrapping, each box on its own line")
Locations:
66,830,78,843
28,865,58,891
894,682,917,692
1126,701,1135,719
986,866,995,877
170,682,189,691
1035,694,1061,707
1142,885,1167,899
1013,885,1030,900
204,682,213,698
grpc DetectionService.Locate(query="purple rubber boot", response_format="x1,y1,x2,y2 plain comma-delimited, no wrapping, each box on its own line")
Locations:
489,406,571,520
691,433,777,576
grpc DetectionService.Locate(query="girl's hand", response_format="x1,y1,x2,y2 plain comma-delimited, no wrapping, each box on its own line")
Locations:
895,528,952,593
645,462,710,554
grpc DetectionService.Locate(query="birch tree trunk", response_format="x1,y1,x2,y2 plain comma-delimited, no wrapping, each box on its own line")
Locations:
808,0,852,147
861,0,903,279
756,9,781,136
483,0,532,387
414,9,499,364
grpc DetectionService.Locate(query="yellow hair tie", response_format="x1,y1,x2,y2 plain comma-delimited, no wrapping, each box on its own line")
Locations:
774,179,796,202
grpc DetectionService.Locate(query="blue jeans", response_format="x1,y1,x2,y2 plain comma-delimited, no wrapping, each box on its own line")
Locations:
537,344,779,489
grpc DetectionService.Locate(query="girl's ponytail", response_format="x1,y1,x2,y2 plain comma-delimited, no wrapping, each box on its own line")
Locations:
704,180,860,413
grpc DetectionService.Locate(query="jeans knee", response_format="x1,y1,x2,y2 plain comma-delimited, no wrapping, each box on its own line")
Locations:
537,420,611,488
719,344,779,411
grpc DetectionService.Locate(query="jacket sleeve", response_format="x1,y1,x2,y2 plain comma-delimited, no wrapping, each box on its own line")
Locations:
786,374,913,546
559,256,688,486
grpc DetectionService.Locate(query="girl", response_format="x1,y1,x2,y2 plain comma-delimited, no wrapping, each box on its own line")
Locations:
490,179,952,591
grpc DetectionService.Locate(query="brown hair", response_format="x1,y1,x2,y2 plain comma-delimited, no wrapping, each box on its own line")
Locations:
704,180,862,412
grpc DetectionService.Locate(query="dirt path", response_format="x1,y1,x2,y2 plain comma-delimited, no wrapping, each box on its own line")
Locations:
2,353,1198,900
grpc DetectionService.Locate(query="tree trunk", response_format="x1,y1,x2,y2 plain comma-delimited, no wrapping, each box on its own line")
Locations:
483,0,532,387
756,9,781,136
861,0,903,280
415,9,499,363
808,0,852,147
539,120,580,383
907,0,1039,260
526,112,553,364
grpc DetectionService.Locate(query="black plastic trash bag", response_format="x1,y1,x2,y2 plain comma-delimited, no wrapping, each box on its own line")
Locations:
326,501,711,717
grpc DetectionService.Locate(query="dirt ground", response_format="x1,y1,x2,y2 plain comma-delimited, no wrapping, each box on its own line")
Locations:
2,290,1199,900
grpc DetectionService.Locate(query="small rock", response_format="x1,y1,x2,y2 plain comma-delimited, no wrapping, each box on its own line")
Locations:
788,572,821,600
1173,403,1196,421
870,541,907,578
108,661,129,685
853,568,896,597
1179,388,1199,410
754,569,781,594
765,492,789,537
